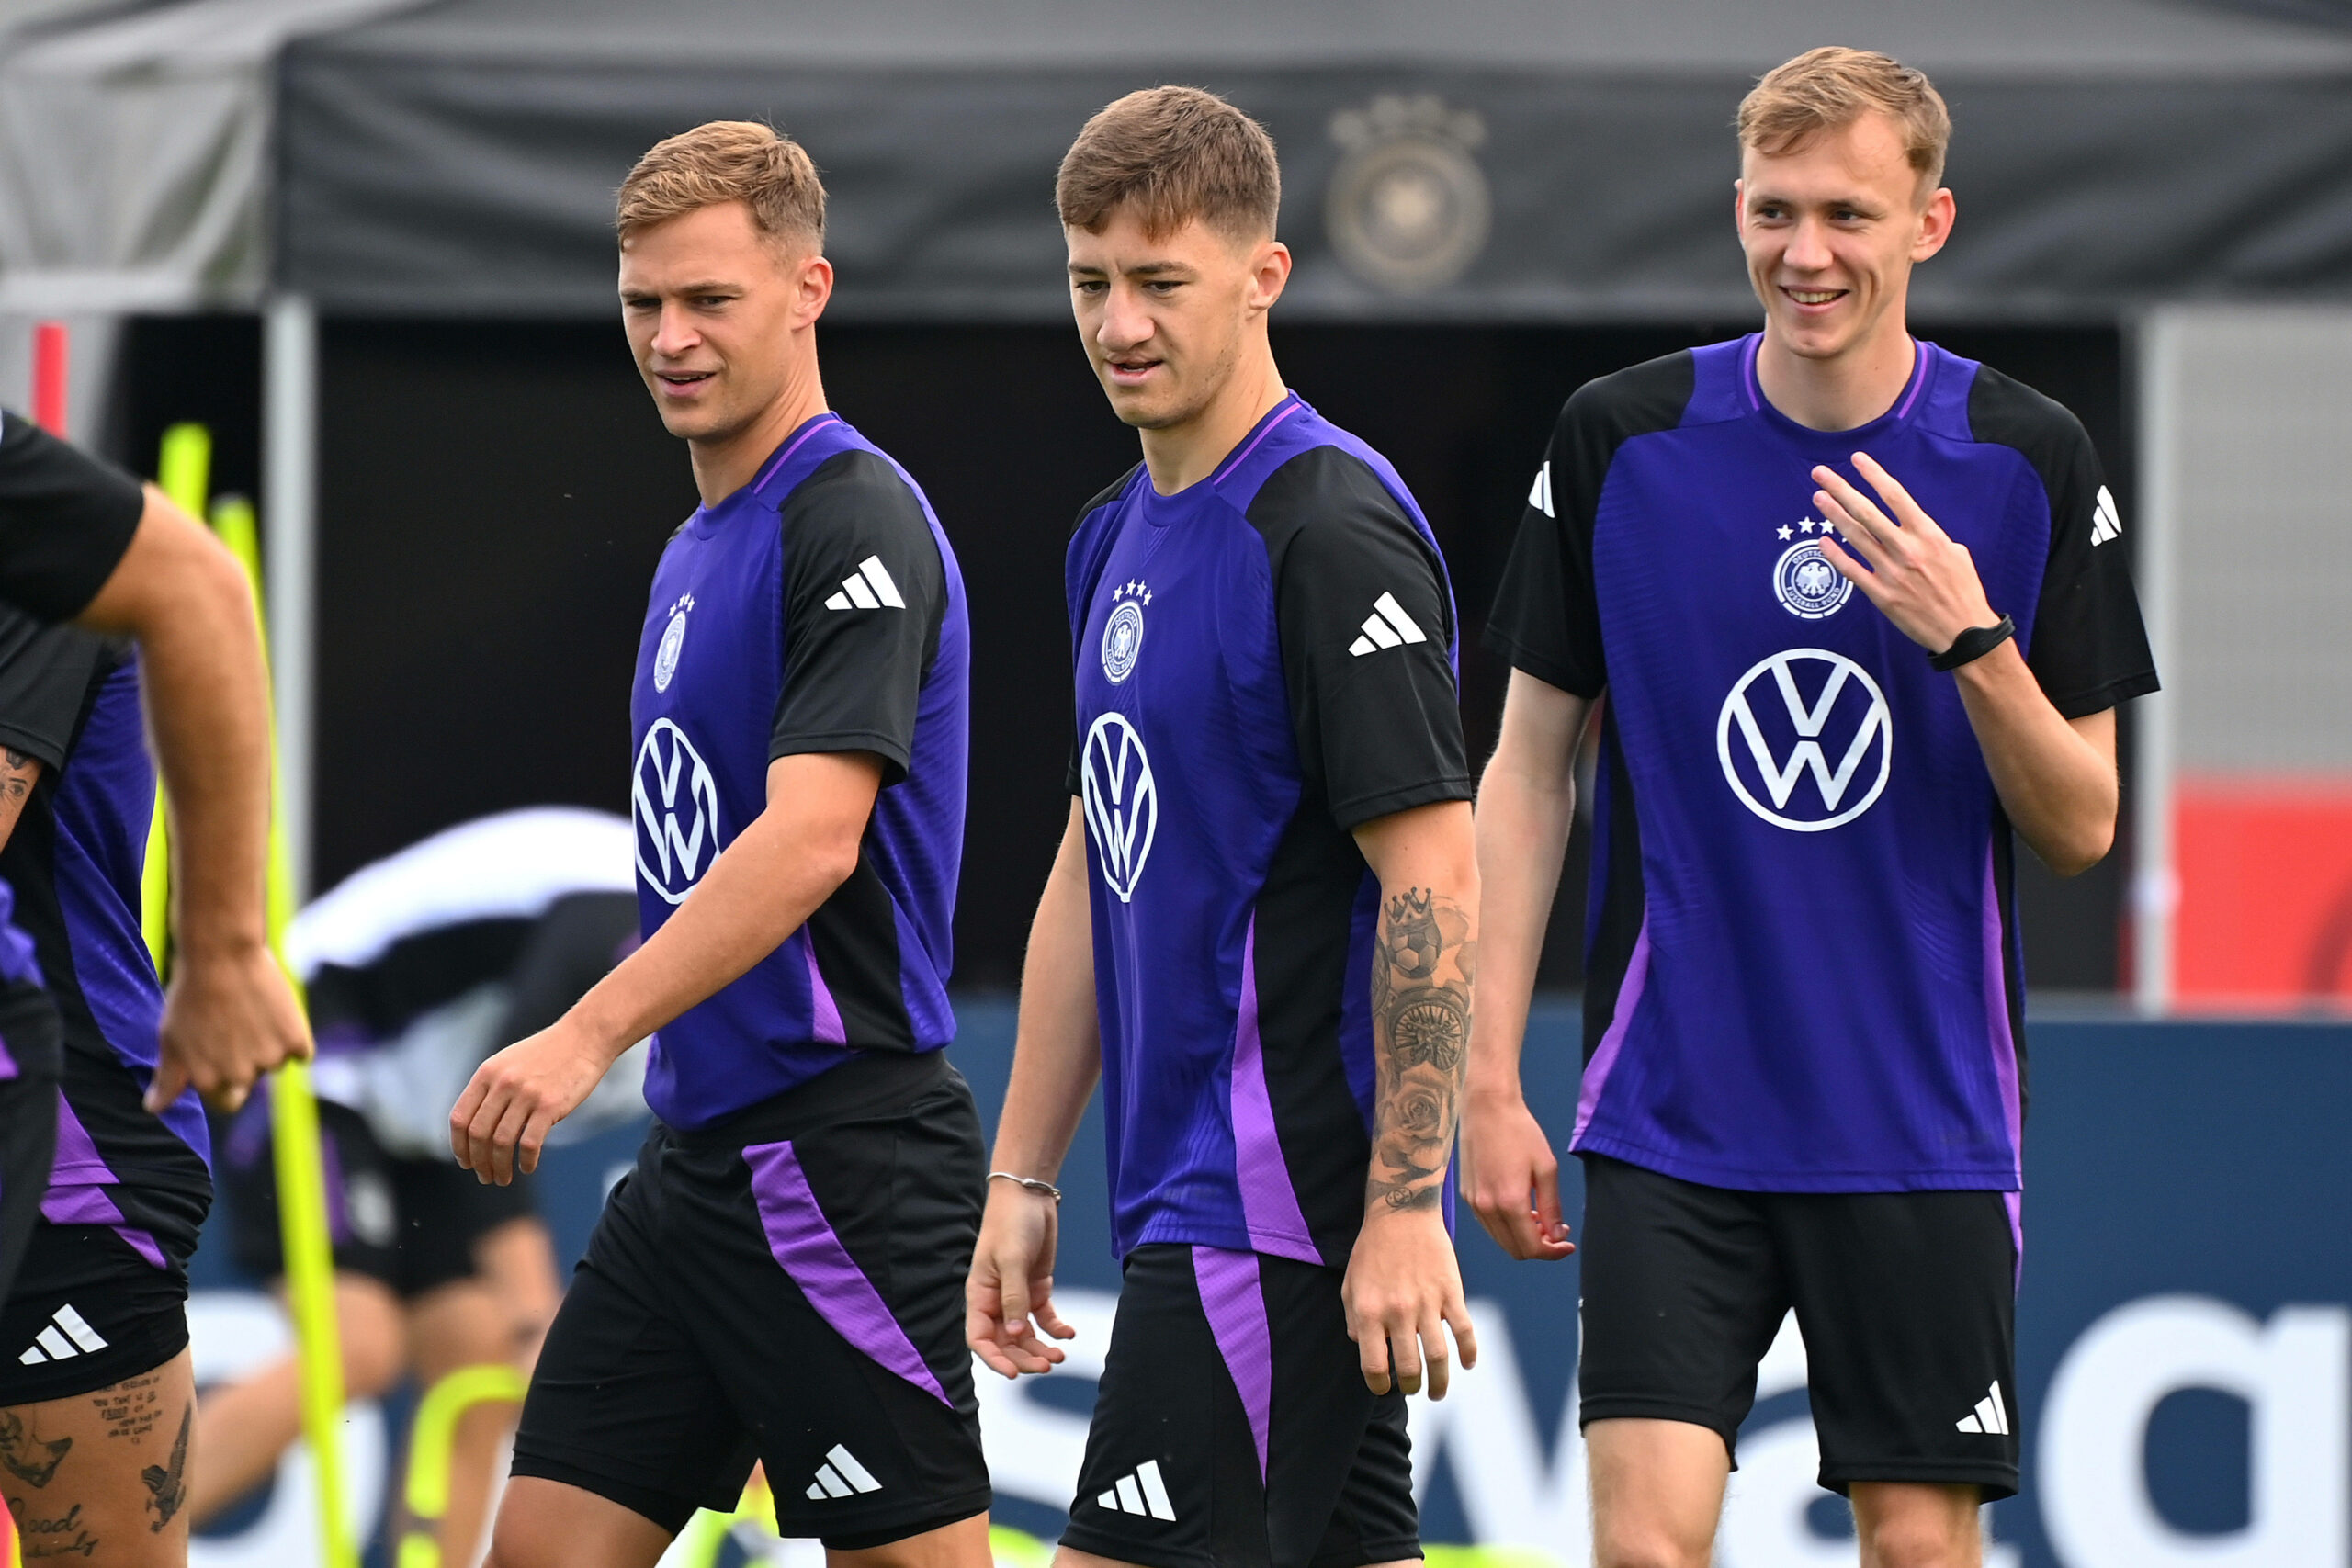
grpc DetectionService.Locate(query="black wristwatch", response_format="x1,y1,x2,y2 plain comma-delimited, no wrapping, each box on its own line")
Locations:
1930,614,2016,672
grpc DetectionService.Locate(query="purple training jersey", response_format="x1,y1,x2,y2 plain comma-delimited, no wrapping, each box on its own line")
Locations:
1069,394,1472,1266
632,414,968,1132
0,622,209,1269
1486,336,2157,1196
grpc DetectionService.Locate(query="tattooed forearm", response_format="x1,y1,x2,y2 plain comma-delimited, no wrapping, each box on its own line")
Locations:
1366,886,1475,1213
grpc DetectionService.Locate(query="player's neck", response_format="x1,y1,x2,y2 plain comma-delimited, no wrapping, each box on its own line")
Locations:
688,363,831,505
1756,319,1917,434
1139,351,1289,496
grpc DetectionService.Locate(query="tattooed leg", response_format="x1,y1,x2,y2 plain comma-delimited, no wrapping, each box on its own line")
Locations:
3,1347,196,1565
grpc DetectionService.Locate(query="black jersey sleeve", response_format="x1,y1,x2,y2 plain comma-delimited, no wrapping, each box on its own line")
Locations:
0,413,144,625
1484,353,1695,698
0,606,107,771
1249,446,1471,830
1968,368,2159,718
771,449,948,785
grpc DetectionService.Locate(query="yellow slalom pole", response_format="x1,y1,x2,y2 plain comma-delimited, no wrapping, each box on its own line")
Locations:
395,1363,526,1568
209,491,356,1568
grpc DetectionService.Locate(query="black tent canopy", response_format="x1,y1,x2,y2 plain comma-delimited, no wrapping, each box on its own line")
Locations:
277,0,2352,321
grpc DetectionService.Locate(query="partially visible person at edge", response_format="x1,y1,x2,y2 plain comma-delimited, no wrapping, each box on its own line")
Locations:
450,122,989,1568
1464,47,2157,1568
194,807,637,1564
0,414,311,1564
968,85,1480,1568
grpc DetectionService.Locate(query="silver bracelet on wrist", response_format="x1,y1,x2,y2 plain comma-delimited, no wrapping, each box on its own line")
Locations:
989,1170,1063,1202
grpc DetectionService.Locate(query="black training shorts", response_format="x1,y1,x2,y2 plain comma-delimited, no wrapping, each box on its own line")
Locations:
510,1050,989,1547
1577,1153,2020,1500
1060,1243,1419,1568
221,1092,535,1298
0,1224,189,1404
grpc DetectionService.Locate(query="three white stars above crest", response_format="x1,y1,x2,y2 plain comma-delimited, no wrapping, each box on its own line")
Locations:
1775,518,1828,541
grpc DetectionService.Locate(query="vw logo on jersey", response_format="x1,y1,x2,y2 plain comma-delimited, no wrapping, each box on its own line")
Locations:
1102,601,1146,685
1716,649,1893,832
1772,540,1851,620
633,718,720,902
1080,713,1158,901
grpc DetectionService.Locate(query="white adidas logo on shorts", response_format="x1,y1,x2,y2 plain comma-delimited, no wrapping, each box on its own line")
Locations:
17,1304,107,1365
825,557,906,612
1954,1381,2011,1436
804,1444,883,1500
1096,1458,1176,1521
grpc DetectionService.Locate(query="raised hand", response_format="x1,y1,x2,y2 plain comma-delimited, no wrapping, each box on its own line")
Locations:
1813,451,1999,653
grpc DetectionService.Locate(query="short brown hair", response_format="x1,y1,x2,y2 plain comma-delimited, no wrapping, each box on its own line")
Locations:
1056,85,1280,241
1737,47,1951,192
616,121,826,249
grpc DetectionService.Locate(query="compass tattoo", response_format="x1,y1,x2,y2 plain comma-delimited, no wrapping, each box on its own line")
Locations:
1366,886,1475,1213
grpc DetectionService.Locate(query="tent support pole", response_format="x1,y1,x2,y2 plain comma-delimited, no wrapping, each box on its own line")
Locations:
2131,309,2179,1017
264,294,317,901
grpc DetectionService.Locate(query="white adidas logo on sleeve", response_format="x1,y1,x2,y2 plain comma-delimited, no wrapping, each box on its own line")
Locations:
1955,1382,2011,1436
804,1443,884,1500
18,1303,107,1365
1096,1458,1176,1521
1528,460,1554,518
825,556,906,612
1348,592,1428,658
2090,485,2122,547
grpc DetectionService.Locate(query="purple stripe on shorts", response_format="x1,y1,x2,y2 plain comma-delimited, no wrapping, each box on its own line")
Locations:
752,413,844,495
1213,398,1303,486
1572,917,1651,1145
805,934,847,1046
38,1182,167,1269
0,1031,17,1082
1229,917,1319,1263
1193,1245,1272,1481
742,1137,950,1404
1983,850,2026,1284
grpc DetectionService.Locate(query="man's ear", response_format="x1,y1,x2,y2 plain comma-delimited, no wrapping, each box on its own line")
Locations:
1251,241,1293,310
1911,186,1956,264
797,254,836,325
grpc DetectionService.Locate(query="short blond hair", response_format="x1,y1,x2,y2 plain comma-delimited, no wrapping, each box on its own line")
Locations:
616,121,825,248
1057,85,1280,242
1737,47,1951,192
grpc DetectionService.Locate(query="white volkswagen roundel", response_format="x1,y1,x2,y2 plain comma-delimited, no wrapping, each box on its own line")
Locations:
652,607,688,692
1080,712,1158,901
1716,649,1893,832
1101,600,1146,684
633,718,720,902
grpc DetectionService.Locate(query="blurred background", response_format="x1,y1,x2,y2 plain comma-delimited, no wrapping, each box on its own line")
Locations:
0,0,2346,1564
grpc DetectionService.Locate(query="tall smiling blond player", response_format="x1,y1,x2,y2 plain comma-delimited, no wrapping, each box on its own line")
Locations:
453,125,989,1568
1467,50,2158,1568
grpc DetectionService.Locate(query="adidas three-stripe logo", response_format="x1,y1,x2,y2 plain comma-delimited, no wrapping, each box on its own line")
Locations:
1527,460,1554,518
1097,1459,1176,1521
824,556,905,611
1348,592,1427,658
804,1444,883,1500
18,1304,107,1365
2090,485,2122,547
1955,1382,2011,1436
